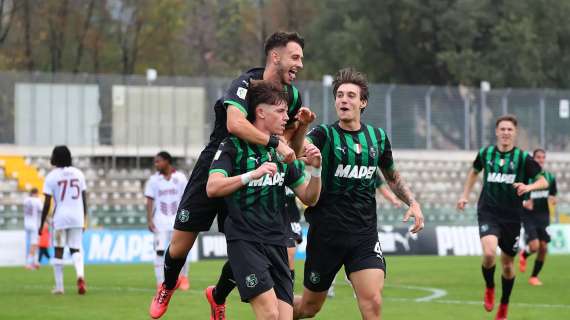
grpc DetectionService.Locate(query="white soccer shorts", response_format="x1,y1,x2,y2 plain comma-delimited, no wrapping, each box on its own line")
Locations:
153,230,173,252
53,228,83,249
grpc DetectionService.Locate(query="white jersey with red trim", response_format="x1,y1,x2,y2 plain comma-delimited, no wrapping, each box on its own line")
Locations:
23,196,43,230
43,166,87,230
144,171,188,231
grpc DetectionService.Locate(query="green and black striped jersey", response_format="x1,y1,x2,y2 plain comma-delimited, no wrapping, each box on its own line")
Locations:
523,171,557,225
305,122,394,235
209,136,306,245
473,145,543,222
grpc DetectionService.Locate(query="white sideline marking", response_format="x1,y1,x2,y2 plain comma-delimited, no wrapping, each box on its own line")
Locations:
18,284,570,309
387,284,448,302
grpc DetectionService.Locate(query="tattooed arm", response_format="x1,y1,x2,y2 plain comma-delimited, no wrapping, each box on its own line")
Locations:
381,167,424,233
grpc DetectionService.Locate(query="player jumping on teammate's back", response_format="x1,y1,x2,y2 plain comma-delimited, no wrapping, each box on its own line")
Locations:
144,152,190,290
39,146,88,295
457,115,548,320
149,31,316,320
293,68,424,320
519,149,557,286
207,81,322,320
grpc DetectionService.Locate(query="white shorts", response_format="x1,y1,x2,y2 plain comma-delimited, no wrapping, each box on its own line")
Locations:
154,230,173,252
25,229,39,246
53,228,83,249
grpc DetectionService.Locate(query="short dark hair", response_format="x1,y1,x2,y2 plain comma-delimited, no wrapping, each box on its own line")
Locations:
495,114,518,128
156,151,173,164
247,80,288,115
30,188,38,195
333,68,369,102
533,148,546,157
264,31,304,56
50,145,72,167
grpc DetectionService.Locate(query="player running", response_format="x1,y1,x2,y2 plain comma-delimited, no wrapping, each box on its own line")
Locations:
207,80,322,320
23,188,43,270
293,68,424,319
149,31,316,319
519,149,557,286
39,146,88,295
457,115,548,320
144,151,189,290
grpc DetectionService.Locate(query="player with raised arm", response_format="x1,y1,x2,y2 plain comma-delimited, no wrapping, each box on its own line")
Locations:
149,31,316,319
39,146,88,295
456,115,548,320
207,80,322,320
144,151,189,290
293,68,424,320
519,149,557,286
23,188,43,270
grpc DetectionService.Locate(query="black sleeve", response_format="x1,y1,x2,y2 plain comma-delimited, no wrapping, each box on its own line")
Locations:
306,125,327,150
286,85,302,126
473,152,483,172
524,155,543,181
209,138,237,177
285,160,306,189
379,135,394,171
550,176,557,196
223,74,251,116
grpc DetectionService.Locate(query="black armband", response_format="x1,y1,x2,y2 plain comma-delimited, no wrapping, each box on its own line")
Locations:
267,135,280,148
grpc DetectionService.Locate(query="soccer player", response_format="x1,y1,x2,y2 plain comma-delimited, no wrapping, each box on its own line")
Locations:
39,146,88,295
149,31,315,319
293,68,424,320
519,149,557,286
23,188,43,270
144,151,189,290
456,115,548,320
207,80,322,320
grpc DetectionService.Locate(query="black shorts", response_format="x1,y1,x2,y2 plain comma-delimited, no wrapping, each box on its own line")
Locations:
227,240,293,305
174,150,227,232
286,222,303,248
478,217,521,257
523,220,551,243
303,227,386,292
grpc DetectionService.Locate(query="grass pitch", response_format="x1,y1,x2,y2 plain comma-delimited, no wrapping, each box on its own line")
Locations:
1,256,569,319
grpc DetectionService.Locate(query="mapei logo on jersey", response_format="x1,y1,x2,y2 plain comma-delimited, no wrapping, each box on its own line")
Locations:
334,164,376,179
236,87,248,99
486,172,516,184
249,172,285,187
530,190,549,199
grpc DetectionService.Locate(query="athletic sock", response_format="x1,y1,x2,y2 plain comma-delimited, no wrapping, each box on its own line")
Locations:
290,269,295,282
34,251,39,265
500,276,515,304
26,254,33,266
523,249,532,259
213,260,236,305
531,260,544,277
164,248,186,290
154,254,165,284
71,252,85,279
52,258,64,291
482,265,496,288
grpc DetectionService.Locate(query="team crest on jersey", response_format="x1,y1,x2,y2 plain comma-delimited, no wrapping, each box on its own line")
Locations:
177,209,190,223
245,274,258,288
354,144,362,154
309,271,321,284
369,146,377,158
480,224,489,233
236,87,248,99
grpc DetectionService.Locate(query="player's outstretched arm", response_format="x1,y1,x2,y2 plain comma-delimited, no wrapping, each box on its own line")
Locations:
38,195,51,235
293,144,322,207
378,185,402,208
457,169,480,211
513,176,549,196
145,197,155,232
207,162,277,198
381,167,424,233
285,107,316,156
227,106,296,163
